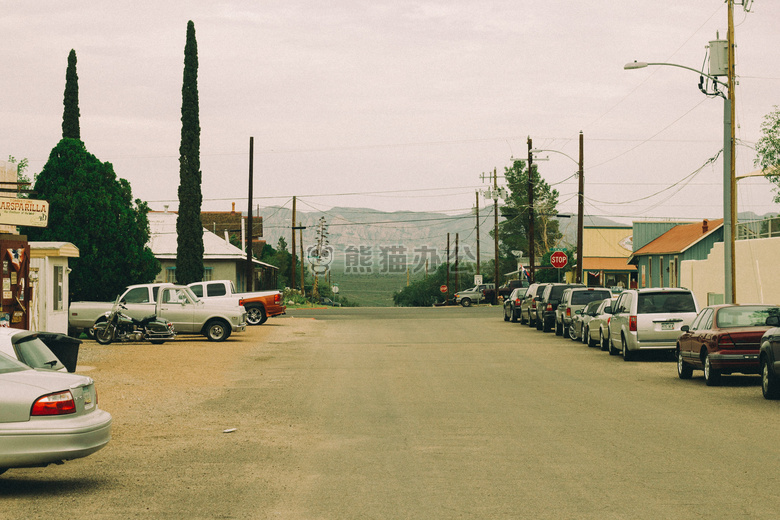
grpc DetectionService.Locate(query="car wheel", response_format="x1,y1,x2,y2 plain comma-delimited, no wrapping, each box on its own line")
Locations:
461,298,472,308
703,352,721,386
503,308,510,321
569,324,578,341
0,468,7,475
519,311,527,325
528,312,536,327
536,316,543,331
762,359,780,399
555,320,563,336
511,309,518,323
600,329,608,351
246,306,267,326
586,328,597,348
621,336,634,361
542,318,552,333
205,319,230,342
677,349,693,379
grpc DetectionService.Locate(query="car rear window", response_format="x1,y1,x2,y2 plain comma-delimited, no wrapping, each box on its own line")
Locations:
637,292,696,314
716,306,780,328
571,290,611,305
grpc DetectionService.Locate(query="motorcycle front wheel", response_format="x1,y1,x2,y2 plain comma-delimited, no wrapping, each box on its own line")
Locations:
95,323,116,345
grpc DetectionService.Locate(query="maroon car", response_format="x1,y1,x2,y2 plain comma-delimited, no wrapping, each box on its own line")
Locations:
677,304,780,386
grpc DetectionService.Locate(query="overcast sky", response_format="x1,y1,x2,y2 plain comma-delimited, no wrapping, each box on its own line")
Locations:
3,1,779,224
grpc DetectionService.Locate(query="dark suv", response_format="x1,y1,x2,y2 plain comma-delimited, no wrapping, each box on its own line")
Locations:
537,283,585,332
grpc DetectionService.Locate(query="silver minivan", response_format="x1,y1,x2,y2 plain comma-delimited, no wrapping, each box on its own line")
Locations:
608,288,699,360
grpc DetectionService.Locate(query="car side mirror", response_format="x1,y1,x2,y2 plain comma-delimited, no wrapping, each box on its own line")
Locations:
766,315,780,327
681,325,690,332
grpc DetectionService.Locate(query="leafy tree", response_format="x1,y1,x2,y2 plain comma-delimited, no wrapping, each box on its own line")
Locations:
496,157,562,279
7,156,30,198
260,237,294,289
25,139,159,301
62,49,80,139
393,262,475,307
755,106,780,202
176,20,204,285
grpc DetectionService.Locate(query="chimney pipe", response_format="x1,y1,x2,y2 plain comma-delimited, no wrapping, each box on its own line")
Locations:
702,219,709,233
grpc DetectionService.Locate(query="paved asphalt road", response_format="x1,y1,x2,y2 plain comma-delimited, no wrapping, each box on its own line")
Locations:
3,306,780,519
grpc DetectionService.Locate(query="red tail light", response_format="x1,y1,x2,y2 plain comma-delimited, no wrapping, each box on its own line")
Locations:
718,334,736,348
531,302,536,310
607,317,611,326
31,391,76,416
274,293,281,303
546,303,553,311
566,308,571,317
238,298,245,306
629,316,637,332
515,298,522,305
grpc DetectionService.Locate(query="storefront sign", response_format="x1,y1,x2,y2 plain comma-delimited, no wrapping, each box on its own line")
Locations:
0,197,49,227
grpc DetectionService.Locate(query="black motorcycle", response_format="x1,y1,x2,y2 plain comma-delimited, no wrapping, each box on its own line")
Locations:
93,297,176,345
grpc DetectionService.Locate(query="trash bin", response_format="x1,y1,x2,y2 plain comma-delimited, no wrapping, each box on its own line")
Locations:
37,332,82,373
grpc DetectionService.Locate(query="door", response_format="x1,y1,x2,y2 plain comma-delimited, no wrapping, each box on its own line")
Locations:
157,287,196,333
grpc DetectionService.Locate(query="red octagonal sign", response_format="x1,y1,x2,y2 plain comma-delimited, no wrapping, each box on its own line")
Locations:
550,251,568,269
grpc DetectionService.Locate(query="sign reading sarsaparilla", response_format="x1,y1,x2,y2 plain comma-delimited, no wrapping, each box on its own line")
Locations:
0,198,49,227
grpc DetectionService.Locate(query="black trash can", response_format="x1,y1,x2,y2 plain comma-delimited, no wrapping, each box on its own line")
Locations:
37,332,82,373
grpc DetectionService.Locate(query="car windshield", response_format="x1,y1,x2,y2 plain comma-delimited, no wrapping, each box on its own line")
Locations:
571,291,611,305
0,351,30,374
716,306,780,328
13,334,64,370
636,292,696,314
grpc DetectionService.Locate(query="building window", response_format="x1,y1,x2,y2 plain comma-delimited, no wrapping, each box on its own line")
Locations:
53,265,64,311
204,267,213,281
166,267,176,283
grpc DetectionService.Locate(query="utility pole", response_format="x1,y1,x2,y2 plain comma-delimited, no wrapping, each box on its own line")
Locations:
493,167,499,303
727,0,737,303
245,137,255,292
527,138,535,283
454,233,459,294
446,233,450,298
299,223,305,295
475,191,480,275
291,196,297,290
576,131,584,284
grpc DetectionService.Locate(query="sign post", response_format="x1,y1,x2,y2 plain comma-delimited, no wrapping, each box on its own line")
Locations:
550,251,568,282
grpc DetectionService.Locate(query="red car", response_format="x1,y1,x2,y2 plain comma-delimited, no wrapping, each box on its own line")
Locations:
676,304,780,386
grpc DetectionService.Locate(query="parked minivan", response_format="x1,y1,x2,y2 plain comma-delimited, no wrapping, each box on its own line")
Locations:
608,288,699,360
519,283,546,326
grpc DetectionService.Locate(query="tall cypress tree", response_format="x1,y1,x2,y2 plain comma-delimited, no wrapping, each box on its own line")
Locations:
62,49,80,139
175,20,204,284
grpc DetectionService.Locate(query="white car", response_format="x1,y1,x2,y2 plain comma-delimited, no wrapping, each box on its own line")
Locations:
608,288,699,360
0,328,75,372
0,351,112,475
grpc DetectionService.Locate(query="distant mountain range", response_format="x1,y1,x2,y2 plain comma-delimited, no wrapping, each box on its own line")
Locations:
258,206,629,269
257,206,777,264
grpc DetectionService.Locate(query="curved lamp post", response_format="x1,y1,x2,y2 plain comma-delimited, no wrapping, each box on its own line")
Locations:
624,61,734,304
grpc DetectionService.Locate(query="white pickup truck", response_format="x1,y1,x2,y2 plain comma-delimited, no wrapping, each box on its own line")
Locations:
69,283,247,342
187,280,285,326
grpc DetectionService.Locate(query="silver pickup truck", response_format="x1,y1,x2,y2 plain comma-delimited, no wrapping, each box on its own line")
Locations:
69,283,247,341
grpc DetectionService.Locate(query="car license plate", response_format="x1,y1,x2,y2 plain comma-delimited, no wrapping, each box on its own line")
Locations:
661,322,675,330
84,388,95,410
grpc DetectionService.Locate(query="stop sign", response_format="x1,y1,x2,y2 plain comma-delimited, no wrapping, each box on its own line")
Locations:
550,251,568,269
440,285,448,293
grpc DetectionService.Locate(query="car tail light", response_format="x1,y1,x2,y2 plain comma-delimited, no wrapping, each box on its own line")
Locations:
274,293,281,303
546,303,553,311
31,391,76,416
531,302,536,310
238,298,245,306
629,316,637,332
566,308,571,318
718,334,736,348
515,298,521,305
607,317,611,326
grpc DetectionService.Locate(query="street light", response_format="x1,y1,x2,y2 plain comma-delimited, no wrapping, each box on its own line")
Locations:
624,60,735,304
530,132,585,285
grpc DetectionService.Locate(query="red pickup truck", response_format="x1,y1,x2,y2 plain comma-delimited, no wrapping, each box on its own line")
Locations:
188,280,286,325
